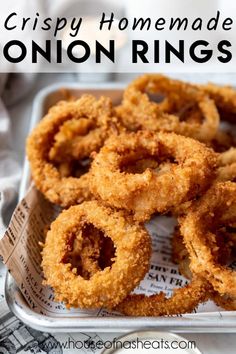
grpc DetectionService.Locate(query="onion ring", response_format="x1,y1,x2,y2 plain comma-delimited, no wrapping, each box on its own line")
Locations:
173,148,236,217
49,113,119,163
180,181,236,296
116,74,219,142
172,227,236,310
172,227,233,278
201,83,236,124
27,95,119,207
90,130,217,221
42,200,151,309
116,277,210,316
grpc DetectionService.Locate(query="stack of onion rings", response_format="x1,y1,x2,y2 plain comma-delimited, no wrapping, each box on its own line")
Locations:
24,74,236,315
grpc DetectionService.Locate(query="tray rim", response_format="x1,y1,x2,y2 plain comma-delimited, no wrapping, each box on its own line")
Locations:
5,82,236,333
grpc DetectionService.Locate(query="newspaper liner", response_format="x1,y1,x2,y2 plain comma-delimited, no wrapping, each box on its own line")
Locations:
0,184,225,317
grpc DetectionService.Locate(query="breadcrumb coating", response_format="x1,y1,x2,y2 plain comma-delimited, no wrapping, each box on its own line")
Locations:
27,95,119,207
42,201,151,309
91,131,217,221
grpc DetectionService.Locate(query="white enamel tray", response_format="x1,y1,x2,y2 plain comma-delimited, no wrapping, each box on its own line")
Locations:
5,83,236,332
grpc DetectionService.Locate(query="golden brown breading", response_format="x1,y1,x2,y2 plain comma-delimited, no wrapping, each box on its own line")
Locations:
172,226,236,311
26,95,119,207
201,83,236,124
116,74,219,142
42,201,151,309
180,182,236,297
116,278,210,316
90,130,217,221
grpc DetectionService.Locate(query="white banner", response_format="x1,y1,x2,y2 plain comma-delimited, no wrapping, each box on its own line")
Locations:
0,0,236,72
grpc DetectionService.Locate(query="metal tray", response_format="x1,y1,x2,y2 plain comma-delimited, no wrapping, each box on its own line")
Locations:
5,83,236,332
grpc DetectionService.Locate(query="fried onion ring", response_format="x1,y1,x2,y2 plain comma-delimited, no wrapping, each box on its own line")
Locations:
201,83,236,124
172,227,233,277
173,148,236,216
90,131,217,221
116,74,219,142
27,95,118,207
49,113,119,163
42,200,151,309
116,277,210,316
172,227,236,311
216,148,236,183
180,181,236,297
172,226,236,310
